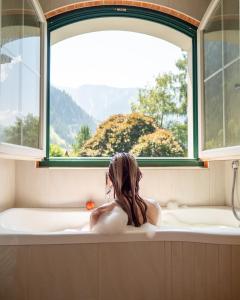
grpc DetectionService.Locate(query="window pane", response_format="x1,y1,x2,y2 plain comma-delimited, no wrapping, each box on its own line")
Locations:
21,65,40,148
0,47,22,145
50,30,192,158
203,1,222,79
204,73,224,149
1,0,24,58
223,0,239,65
22,0,40,74
0,0,42,149
225,59,240,146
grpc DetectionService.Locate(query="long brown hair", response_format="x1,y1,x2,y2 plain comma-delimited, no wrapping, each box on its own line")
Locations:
107,152,147,227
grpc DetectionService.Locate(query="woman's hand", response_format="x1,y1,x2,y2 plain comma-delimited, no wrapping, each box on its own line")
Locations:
90,202,116,229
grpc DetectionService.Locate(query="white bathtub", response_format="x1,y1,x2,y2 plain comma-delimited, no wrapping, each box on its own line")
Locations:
0,206,240,245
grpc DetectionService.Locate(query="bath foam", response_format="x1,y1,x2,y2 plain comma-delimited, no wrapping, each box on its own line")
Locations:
92,206,128,234
92,200,161,235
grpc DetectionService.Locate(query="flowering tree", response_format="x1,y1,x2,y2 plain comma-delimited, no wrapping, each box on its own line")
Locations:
131,129,184,157
79,113,157,156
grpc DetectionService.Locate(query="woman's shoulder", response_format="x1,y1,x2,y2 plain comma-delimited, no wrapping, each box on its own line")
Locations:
144,198,161,209
144,198,161,225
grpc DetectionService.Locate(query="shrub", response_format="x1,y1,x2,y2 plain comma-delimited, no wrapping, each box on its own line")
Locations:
131,129,184,157
49,144,65,157
78,113,157,157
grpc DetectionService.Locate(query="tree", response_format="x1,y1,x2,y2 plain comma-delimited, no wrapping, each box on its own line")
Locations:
174,54,188,116
131,53,189,152
131,73,177,128
49,144,65,157
169,122,188,154
79,113,157,157
72,125,91,154
4,114,39,148
131,129,184,157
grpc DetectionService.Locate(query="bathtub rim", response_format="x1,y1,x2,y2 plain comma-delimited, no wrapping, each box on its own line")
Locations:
1,206,240,246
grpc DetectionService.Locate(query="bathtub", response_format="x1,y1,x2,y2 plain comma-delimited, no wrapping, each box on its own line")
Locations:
1,206,240,300
0,206,240,245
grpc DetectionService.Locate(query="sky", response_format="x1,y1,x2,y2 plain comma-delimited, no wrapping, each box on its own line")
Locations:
50,30,184,89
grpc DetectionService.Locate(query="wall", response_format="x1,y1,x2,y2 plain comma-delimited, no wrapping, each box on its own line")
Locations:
39,0,211,21
224,160,240,207
15,160,225,208
0,159,15,211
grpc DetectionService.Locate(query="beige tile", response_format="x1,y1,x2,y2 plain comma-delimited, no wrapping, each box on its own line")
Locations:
0,159,15,210
209,161,225,206
15,161,50,207
15,160,228,208
48,168,106,207
173,169,210,206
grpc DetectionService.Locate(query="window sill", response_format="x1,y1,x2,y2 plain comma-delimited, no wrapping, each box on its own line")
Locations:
38,158,204,168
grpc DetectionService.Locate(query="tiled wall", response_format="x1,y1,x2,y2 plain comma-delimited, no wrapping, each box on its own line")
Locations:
15,160,225,208
224,160,240,207
0,159,15,211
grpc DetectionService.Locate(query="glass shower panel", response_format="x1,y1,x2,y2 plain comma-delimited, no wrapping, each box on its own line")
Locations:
204,72,224,149
223,0,240,65
203,1,223,79
225,59,240,146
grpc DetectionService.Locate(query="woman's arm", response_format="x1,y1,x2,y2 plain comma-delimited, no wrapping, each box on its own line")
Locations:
91,206,128,234
90,202,116,229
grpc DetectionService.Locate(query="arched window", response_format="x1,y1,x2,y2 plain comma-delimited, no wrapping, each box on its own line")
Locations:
43,5,199,167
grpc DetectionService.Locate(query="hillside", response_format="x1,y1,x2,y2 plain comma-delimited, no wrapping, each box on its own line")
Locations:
50,86,96,147
66,85,139,121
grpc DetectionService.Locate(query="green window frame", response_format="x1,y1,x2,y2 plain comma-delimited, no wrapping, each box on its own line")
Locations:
40,5,203,167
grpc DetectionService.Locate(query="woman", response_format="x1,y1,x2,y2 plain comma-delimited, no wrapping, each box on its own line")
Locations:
90,152,161,233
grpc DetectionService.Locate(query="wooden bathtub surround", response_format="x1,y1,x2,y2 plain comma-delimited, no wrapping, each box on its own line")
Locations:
44,0,200,27
0,241,239,300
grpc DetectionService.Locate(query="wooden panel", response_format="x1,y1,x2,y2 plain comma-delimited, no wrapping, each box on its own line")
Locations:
194,243,206,300
164,241,172,300
171,242,183,300
27,244,99,300
157,241,166,299
206,244,219,300
0,246,17,300
183,242,195,300
231,245,240,300
219,245,232,300
0,242,239,300
99,241,164,300
0,246,29,300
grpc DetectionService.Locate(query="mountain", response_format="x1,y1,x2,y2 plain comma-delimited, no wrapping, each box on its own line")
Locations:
50,86,96,147
66,85,139,122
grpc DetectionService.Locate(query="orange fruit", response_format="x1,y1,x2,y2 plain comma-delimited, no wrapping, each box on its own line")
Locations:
86,200,95,210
